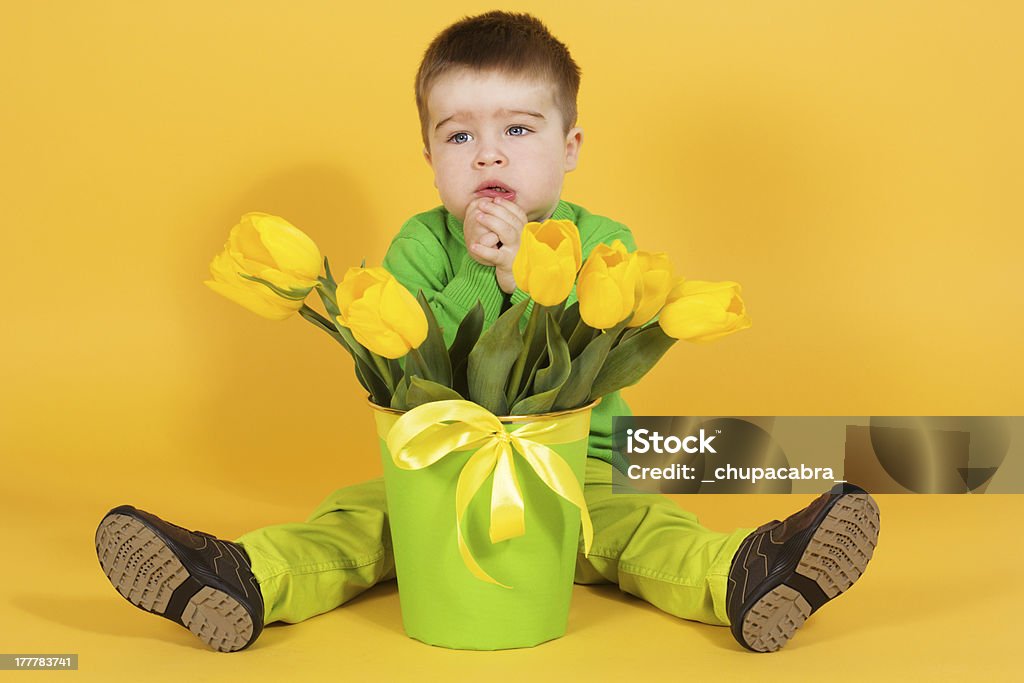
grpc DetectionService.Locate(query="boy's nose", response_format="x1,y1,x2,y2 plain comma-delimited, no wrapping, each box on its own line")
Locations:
474,145,506,167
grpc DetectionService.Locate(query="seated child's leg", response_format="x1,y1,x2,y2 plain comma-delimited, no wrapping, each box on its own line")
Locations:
576,457,754,626
96,477,393,652
234,477,394,626
576,458,881,653
96,505,266,652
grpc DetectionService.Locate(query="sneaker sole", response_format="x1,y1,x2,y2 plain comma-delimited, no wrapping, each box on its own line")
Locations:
96,513,256,653
739,492,881,652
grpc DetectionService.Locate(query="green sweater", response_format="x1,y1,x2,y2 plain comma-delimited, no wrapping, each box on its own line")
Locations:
382,199,636,472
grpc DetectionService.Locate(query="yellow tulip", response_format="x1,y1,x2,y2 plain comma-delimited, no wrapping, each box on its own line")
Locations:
659,280,751,342
627,251,674,327
335,267,428,358
511,219,582,306
205,212,322,320
577,240,639,329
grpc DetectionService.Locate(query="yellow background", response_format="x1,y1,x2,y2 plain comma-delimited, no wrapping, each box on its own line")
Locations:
1,1,1021,680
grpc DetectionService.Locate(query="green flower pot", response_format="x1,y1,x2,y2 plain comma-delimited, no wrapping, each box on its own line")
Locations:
372,400,596,650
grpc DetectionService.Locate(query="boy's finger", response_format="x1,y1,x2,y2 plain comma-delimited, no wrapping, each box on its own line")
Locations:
476,211,518,246
478,231,500,247
479,197,522,223
464,197,490,224
470,242,501,264
479,199,528,234
493,197,529,224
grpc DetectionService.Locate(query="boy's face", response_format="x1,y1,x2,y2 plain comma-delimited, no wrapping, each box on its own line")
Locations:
422,68,582,224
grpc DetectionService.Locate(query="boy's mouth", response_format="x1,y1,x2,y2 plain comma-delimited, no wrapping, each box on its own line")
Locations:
474,181,516,202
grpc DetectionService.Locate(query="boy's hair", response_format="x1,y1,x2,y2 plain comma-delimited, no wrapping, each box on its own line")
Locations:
415,11,581,150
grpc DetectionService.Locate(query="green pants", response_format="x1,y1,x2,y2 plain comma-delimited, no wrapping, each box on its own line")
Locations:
235,458,753,627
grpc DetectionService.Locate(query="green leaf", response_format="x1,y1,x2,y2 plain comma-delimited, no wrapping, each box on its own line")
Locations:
511,314,573,415
388,357,404,389
553,320,627,410
404,346,428,381
559,301,581,341
413,291,452,386
619,325,646,344
509,389,559,415
449,302,484,398
238,273,310,301
406,376,464,408
506,305,547,406
468,299,529,415
390,374,410,411
523,306,554,381
534,314,571,395
545,300,566,328
315,279,341,321
566,316,599,359
333,324,387,386
589,324,677,400
348,354,372,395
356,356,391,405
298,304,343,340
512,344,546,406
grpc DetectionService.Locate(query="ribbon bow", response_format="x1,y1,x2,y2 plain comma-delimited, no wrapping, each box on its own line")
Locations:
385,399,594,588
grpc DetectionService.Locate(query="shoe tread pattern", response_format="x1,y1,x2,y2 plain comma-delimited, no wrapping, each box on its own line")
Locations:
182,586,254,653
742,584,811,653
95,512,254,653
742,492,880,652
796,493,880,598
96,514,188,612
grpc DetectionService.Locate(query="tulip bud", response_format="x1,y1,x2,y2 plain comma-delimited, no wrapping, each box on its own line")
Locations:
577,240,639,329
205,212,322,320
511,219,582,306
659,280,751,342
335,267,428,359
627,251,674,327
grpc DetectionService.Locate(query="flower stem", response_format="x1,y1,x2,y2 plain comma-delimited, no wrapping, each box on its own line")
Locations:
299,303,334,331
371,353,393,389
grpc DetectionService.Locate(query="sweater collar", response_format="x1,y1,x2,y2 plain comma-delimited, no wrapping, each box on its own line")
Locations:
446,199,576,242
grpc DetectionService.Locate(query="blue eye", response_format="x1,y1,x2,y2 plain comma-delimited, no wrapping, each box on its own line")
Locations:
507,126,529,136
448,132,471,144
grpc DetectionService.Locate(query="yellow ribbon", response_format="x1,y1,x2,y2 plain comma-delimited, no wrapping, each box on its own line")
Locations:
384,399,594,588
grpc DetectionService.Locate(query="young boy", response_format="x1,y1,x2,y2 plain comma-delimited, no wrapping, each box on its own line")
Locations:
95,11,880,654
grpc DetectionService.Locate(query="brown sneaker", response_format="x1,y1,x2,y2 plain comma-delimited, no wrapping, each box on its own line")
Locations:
95,505,264,652
725,483,880,652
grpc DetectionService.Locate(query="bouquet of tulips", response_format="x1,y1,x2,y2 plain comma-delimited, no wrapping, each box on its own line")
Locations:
206,213,751,415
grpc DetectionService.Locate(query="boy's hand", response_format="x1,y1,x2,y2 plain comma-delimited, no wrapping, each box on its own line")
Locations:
464,197,528,294
463,197,501,266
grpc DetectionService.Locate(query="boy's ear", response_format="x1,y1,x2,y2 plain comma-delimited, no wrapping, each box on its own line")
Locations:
564,127,583,173
422,147,437,189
